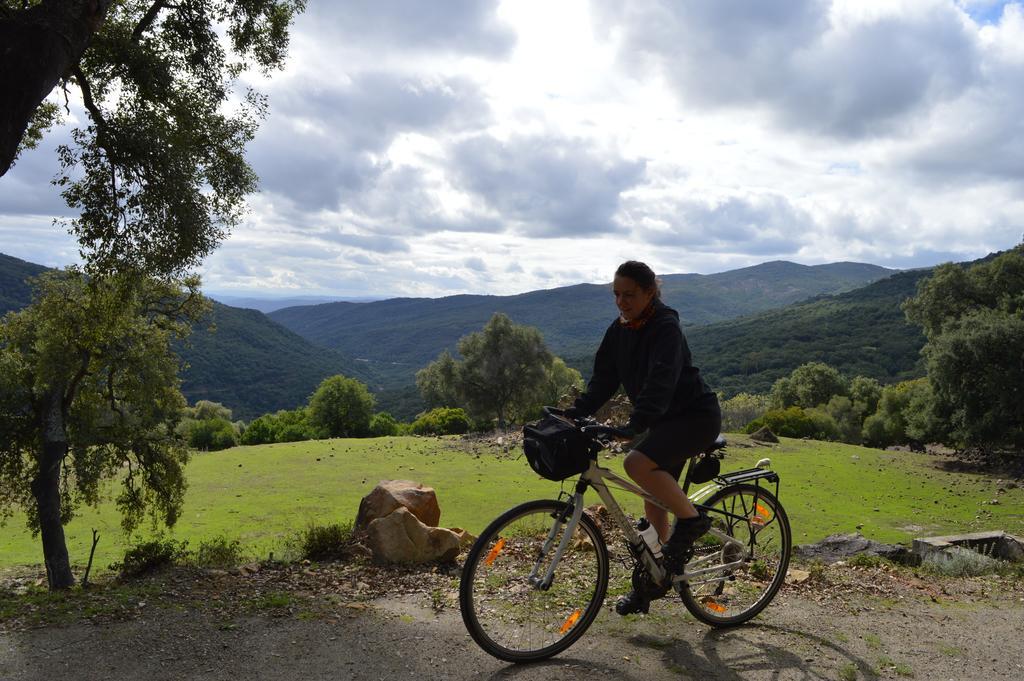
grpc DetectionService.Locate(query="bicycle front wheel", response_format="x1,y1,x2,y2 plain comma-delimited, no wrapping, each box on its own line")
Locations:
459,499,609,662
679,483,791,626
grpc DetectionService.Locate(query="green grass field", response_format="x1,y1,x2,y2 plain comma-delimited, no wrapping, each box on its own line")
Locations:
2,435,1022,574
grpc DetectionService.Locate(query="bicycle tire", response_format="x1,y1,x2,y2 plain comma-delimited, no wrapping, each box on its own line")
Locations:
459,499,609,662
678,483,791,626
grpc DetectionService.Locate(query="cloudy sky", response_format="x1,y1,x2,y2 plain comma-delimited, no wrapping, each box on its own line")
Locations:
2,0,1024,298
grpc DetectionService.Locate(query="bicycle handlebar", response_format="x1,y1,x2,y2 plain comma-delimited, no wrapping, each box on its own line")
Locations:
540,406,633,441
580,424,634,440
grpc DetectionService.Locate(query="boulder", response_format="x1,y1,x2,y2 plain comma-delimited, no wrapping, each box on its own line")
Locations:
749,427,779,444
794,532,916,565
355,480,441,531
448,527,478,549
366,507,461,564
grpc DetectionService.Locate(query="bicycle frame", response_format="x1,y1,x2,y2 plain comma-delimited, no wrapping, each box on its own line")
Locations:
528,458,751,592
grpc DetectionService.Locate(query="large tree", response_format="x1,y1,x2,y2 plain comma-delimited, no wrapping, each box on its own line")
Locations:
0,0,305,275
307,375,375,439
768,361,848,410
903,245,1024,452
417,313,557,429
0,269,209,589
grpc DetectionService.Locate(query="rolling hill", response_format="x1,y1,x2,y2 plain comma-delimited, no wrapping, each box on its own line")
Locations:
3,251,934,419
0,255,376,421
269,261,893,387
177,302,377,421
687,269,932,396
0,253,48,315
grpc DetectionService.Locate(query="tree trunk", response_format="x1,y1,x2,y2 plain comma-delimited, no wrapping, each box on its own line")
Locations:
32,389,75,590
0,0,112,177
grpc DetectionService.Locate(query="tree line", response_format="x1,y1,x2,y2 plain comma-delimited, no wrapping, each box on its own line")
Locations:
725,245,1024,454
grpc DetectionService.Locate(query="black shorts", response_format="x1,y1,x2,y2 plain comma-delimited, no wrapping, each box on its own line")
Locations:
633,402,722,481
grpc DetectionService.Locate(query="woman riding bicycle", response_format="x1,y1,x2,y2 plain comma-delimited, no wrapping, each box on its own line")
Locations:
564,260,721,615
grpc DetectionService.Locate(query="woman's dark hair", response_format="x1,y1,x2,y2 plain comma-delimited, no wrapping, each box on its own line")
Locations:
615,260,661,298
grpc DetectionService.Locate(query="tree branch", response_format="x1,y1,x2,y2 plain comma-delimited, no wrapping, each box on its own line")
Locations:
105,365,127,423
63,347,92,412
131,0,167,43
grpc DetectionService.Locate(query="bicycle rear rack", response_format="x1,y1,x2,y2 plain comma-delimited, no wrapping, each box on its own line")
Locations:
715,468,779,485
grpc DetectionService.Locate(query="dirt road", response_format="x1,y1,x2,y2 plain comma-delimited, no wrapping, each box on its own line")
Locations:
2,562,1022,681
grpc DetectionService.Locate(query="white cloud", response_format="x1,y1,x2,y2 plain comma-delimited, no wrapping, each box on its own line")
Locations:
2,0,1023,297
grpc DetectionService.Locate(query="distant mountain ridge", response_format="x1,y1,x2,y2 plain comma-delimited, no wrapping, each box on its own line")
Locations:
209,294,383,313
268,260,894,388
0,254,374,421
2,252,916,420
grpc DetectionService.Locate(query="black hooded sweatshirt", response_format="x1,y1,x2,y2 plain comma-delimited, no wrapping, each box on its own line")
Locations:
572,299,716,432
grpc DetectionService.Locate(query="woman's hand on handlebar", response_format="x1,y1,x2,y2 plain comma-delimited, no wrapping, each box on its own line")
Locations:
580,423,635,442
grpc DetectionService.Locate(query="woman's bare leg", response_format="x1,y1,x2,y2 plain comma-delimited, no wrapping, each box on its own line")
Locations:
625,450,697,542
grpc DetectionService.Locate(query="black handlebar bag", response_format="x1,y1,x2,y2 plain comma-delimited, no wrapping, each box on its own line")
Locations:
522,415,593,481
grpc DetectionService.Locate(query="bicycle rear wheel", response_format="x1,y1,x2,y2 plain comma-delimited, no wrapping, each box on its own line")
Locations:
459,499,609,662
679,483,791,626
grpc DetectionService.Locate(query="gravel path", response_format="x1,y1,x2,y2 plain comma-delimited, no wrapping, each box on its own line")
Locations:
2,565,1022,681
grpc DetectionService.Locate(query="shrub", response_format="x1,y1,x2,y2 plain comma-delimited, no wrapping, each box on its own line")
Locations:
921,546,1000,577
720,392,769,432
846,552,886,568
411,407,470,435
273,408,314,443
823,395,863,444
188,400,233,421
804,407,841,441
744,407,819,439
183,417,238,451
112,538,190,578
194,536,246,569
240,414,276,445
300,521,353,561
369,412,400,437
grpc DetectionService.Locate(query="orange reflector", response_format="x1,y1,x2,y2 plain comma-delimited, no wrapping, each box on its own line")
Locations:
750,516,766,527
485,538,506,566
702,598,727,613
559,609,582,634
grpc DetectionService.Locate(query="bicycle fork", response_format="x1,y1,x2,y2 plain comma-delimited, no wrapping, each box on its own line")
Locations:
528,491,586,590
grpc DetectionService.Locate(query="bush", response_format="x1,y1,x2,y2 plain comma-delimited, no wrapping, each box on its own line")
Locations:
194,536,246,569
368,412,400,437
823,395,863,444
720,392,769,432
921,547,1000,577
300,521,353,561
744,407,819,439
111,538,190,578
240,414,276,445
804,407,841,441
411,407,470,435
183,417,238,450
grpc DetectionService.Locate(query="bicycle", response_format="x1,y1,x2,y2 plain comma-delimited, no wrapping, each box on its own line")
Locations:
459,407,792,662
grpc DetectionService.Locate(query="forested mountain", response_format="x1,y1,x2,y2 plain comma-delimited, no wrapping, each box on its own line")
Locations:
0,255,376,421
2,250,928,420
177,302,376,421
0,253,47,315
687,269,932,396
269,261,893,387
